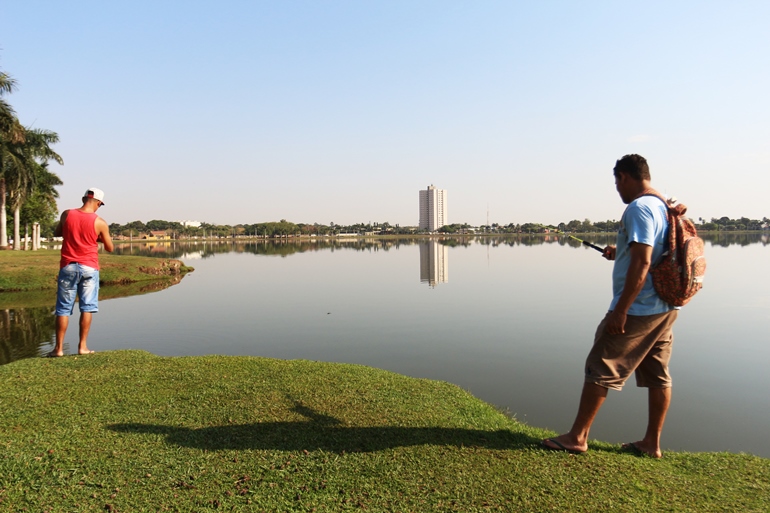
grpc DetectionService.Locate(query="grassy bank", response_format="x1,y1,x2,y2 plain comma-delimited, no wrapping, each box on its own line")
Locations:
0,250,193,293
1,351,767,512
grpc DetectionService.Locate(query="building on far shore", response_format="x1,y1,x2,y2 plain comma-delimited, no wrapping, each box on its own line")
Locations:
179,220,201,228
419,184,447,231
143,231,171,240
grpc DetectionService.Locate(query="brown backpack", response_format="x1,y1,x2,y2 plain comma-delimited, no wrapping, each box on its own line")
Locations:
643,191,706,307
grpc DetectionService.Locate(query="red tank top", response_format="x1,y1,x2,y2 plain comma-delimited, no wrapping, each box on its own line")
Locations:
60,209,100,270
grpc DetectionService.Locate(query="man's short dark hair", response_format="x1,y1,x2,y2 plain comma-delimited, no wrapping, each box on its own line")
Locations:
614,154,650,181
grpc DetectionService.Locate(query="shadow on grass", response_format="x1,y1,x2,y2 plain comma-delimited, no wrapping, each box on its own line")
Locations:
108,402,541,453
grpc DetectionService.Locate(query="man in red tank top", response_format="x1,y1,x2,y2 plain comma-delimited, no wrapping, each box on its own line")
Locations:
48,188,114,357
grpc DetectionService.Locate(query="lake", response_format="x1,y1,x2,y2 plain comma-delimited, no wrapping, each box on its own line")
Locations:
2,233,769,458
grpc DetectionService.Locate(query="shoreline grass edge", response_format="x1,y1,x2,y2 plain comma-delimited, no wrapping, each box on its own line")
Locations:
0,250,193,293
1,350,768,512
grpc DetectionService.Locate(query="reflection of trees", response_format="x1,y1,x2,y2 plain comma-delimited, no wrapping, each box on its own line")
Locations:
0,278,188,365
701,233,768,247
494,233,614,249
495,232,767,249
112,233,768,261
438,238,471,248
113,239,426,259
0,307,55,365
100,278,183,301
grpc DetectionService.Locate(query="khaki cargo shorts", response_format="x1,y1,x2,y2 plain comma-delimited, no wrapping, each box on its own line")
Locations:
585,310,678,390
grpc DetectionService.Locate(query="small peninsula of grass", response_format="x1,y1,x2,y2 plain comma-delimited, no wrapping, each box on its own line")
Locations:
1,351,767,512
0,250,193,293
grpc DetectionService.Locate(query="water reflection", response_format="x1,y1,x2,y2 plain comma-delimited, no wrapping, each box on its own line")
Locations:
703,232,770,247
0,278,187,364
6,233,765,366
420,241,449,287
0,307,56,365
109,232,769,260
6,236,588,362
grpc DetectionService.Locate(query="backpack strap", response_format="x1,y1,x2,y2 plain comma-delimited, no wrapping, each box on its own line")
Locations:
636,188,688,216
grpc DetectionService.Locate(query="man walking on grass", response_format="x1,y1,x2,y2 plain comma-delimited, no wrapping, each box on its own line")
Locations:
47,188,114,357
541,154,678,458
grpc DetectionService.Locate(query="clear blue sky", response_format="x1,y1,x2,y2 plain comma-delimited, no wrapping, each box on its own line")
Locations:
2,1,768,226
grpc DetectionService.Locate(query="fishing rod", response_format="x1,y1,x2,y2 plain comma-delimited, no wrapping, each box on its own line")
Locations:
553,230,605,253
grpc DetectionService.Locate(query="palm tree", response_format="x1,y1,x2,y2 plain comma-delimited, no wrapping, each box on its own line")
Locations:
1,71,61,249
1,71,23,248
18,161,63,244
0,71,19,135
5,127,63,249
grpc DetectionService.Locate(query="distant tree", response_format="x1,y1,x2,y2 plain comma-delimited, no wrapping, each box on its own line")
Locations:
565,220,582,232
594,220,619,232
520,223,543,233
580,218,595,233
125,220,147,235
18,162,62,238
146,219,171,231
299,224,316,235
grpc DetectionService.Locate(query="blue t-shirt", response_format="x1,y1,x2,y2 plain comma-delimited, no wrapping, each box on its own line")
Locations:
609,195,675,315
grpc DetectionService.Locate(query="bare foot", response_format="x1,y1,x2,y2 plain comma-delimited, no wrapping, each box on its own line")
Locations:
541,435,588,454
622,441,662,458
78,349,96,355
45,351,64,358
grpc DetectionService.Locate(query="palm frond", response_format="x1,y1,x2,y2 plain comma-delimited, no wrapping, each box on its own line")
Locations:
0,72,17,96
22,127,63,165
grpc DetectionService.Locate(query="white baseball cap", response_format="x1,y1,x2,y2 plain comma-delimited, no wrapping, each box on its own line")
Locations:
84,188,106,205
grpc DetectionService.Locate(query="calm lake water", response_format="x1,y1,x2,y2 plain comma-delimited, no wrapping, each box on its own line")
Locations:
3,234,769,458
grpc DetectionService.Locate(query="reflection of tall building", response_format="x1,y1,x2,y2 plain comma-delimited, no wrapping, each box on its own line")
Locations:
419,240,449,287
419,185,448,231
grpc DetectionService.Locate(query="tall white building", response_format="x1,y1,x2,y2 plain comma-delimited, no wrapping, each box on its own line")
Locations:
419,184,448,231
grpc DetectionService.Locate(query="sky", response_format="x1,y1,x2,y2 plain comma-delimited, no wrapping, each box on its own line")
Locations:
2,1,769,226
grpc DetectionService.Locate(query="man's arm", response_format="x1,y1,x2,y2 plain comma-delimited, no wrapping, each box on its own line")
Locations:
605,242,653,334
95,217,114,252
53,211,68,237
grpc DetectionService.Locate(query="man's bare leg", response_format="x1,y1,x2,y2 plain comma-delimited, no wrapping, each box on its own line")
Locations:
624,387,670,458
542,382,609,453
78,312,94,354
48,315,69,357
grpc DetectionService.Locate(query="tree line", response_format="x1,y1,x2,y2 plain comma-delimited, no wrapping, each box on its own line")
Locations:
108,220,414,238
442,216,769,234
1,68,62,249
106,215,769,240
438,219,622,234
698,216,770,232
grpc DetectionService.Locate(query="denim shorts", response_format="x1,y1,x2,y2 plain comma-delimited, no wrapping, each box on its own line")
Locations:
55,263,100,316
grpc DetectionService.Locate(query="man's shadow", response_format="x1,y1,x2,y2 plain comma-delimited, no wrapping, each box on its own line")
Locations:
108,401,539,452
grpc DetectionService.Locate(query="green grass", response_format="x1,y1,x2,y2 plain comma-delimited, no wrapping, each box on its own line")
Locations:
0,250,193,292
1,351,767,512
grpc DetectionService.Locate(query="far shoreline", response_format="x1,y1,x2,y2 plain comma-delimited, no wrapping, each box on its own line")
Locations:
36,228,766,246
